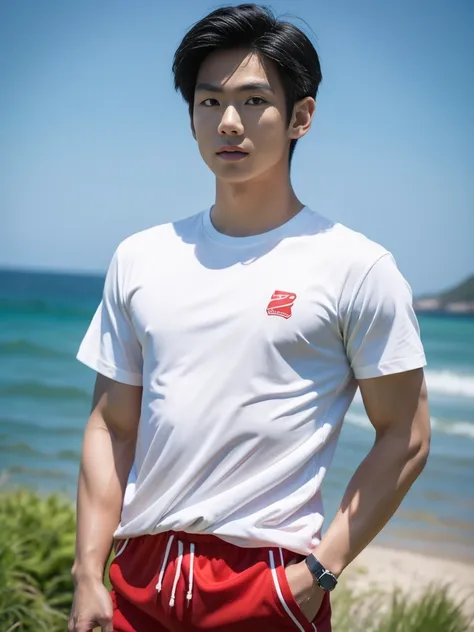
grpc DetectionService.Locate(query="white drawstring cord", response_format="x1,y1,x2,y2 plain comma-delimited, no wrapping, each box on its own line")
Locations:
114,538,129,558
169,540,184,607
155,535,196,607
186,542,195,604
155,534,175,592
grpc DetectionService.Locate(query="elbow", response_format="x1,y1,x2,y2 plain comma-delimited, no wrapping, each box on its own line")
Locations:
411,382,431,470
412,417,431,472
416,436,430,471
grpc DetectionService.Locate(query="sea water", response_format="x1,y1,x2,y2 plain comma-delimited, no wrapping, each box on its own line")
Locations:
1,269,473,560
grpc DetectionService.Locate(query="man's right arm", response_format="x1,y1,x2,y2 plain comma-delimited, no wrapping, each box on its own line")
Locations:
69,374,141,632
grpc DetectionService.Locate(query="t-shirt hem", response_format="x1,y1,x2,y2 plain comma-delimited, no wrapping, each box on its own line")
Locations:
353,353,427,380
76,350,143,386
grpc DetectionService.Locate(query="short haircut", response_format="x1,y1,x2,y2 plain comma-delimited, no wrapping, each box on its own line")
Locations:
172,3,322,163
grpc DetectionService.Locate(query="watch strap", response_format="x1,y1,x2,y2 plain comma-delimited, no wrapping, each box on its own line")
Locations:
304,554,338,591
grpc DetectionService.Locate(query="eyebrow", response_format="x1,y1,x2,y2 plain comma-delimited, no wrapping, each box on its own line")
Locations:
195,81,274,94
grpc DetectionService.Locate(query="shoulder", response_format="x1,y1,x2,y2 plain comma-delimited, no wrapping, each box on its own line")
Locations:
305,209,393,283
333,223,394,289
314,212,389,264
106,211,204,293
114,210,204,263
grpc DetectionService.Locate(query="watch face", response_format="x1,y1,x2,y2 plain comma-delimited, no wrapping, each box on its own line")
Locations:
319,570,337,591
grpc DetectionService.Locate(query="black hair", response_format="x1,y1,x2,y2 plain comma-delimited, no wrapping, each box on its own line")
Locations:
172,3,322,163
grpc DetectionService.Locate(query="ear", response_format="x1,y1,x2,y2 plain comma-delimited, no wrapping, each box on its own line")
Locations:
190,116,196,140
288,97,316,141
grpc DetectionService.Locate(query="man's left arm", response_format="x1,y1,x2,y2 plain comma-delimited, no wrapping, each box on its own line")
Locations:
286,253,431,620
313,366,431,577
287,368,431,622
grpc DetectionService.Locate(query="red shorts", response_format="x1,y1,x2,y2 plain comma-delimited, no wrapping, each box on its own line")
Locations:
109,531,332,631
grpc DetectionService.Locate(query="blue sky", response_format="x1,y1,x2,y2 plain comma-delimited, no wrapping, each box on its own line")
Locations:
1,0,472,295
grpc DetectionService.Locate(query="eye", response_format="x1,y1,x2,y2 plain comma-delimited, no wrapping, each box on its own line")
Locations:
201,98,219,107
246,97,267,105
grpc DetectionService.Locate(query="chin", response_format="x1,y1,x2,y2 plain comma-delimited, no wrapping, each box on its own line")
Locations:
205,159,253,182
214,169,257,184
206,156,279,184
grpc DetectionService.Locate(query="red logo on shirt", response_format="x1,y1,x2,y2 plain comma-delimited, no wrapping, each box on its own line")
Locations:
266,290,297,319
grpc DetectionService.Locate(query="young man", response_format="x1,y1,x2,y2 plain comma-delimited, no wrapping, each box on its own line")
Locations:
69,4,431,632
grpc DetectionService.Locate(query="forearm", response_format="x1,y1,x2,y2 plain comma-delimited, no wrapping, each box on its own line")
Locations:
72,413,136,582
315,428,429,577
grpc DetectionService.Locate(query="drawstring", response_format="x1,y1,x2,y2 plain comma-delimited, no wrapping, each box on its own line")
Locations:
114,538,129,558
187,542,195,603
156,534,196,607
169,540,184,607
155,534,175,592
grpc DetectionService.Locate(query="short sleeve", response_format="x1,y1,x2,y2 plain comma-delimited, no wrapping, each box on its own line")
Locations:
76,246,143,386
342,253,426,380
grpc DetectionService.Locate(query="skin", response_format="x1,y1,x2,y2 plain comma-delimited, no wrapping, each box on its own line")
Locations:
69,375,141,632
69,47,431,629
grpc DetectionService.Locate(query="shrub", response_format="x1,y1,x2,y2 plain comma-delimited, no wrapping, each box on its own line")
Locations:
374,587,471,632
0,488,471,631
331,582,471,632
0,489,75,631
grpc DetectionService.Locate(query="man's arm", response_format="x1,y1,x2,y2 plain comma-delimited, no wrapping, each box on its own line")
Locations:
314,367,431,576
286,367,430,623
69,374,141,632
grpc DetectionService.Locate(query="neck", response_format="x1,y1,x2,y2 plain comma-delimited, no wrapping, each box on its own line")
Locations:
212,160,303,237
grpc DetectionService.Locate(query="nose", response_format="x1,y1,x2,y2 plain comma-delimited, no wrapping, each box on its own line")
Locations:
218,105,244,136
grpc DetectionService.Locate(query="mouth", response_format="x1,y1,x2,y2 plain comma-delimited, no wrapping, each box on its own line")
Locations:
216,147,249,161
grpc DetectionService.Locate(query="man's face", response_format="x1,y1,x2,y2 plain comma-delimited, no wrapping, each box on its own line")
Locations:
192,48,291,182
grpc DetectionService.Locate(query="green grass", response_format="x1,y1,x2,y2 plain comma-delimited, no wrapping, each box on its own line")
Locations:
0,489,75,631
332,583,472,632
0,488,471,631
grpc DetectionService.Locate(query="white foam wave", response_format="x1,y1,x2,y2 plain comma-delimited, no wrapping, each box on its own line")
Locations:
345,412,371,430
431,419,474,439
425,370,474,398
345,412,474,440
351,370,474,399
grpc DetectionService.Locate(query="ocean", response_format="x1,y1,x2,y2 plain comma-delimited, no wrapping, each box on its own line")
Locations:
1,268,473,561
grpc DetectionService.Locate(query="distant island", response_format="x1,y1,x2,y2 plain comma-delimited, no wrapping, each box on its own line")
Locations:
414,274,474,315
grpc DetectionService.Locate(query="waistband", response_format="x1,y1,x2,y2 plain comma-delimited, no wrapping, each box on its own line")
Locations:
118,529,277,547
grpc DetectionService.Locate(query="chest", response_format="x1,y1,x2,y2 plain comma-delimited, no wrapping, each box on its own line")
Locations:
127,246,344,364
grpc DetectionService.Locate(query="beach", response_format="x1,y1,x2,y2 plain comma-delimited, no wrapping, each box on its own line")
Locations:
344,545,474,620
1,267,473,622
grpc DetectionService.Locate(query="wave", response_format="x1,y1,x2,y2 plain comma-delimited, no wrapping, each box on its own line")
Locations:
345,412,372,430
0,339,70,359
432,420,474,439
351,370,474,399
0,381,90,402
424,370,474,398
0,442,81,462
0,297,94,320
345,412,474,440
0,442,38,456
3,465,76,481
0,417,82,436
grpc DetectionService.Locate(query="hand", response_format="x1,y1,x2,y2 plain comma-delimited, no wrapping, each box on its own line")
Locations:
285,559,325,623
68,577,113,632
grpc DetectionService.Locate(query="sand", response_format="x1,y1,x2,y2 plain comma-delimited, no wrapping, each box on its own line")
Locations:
344,544,474,618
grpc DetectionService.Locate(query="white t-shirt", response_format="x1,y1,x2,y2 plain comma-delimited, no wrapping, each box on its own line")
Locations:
77,207,426,555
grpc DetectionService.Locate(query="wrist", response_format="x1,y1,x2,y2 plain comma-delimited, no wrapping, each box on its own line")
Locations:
304,554,339,592
310,545,346,579
71,561,104,584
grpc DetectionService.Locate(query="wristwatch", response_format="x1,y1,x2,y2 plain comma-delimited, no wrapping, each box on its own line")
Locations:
304,554,338,592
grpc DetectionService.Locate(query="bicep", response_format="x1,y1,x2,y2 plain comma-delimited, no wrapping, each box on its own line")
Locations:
358,368,430,439
90,373,142,440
